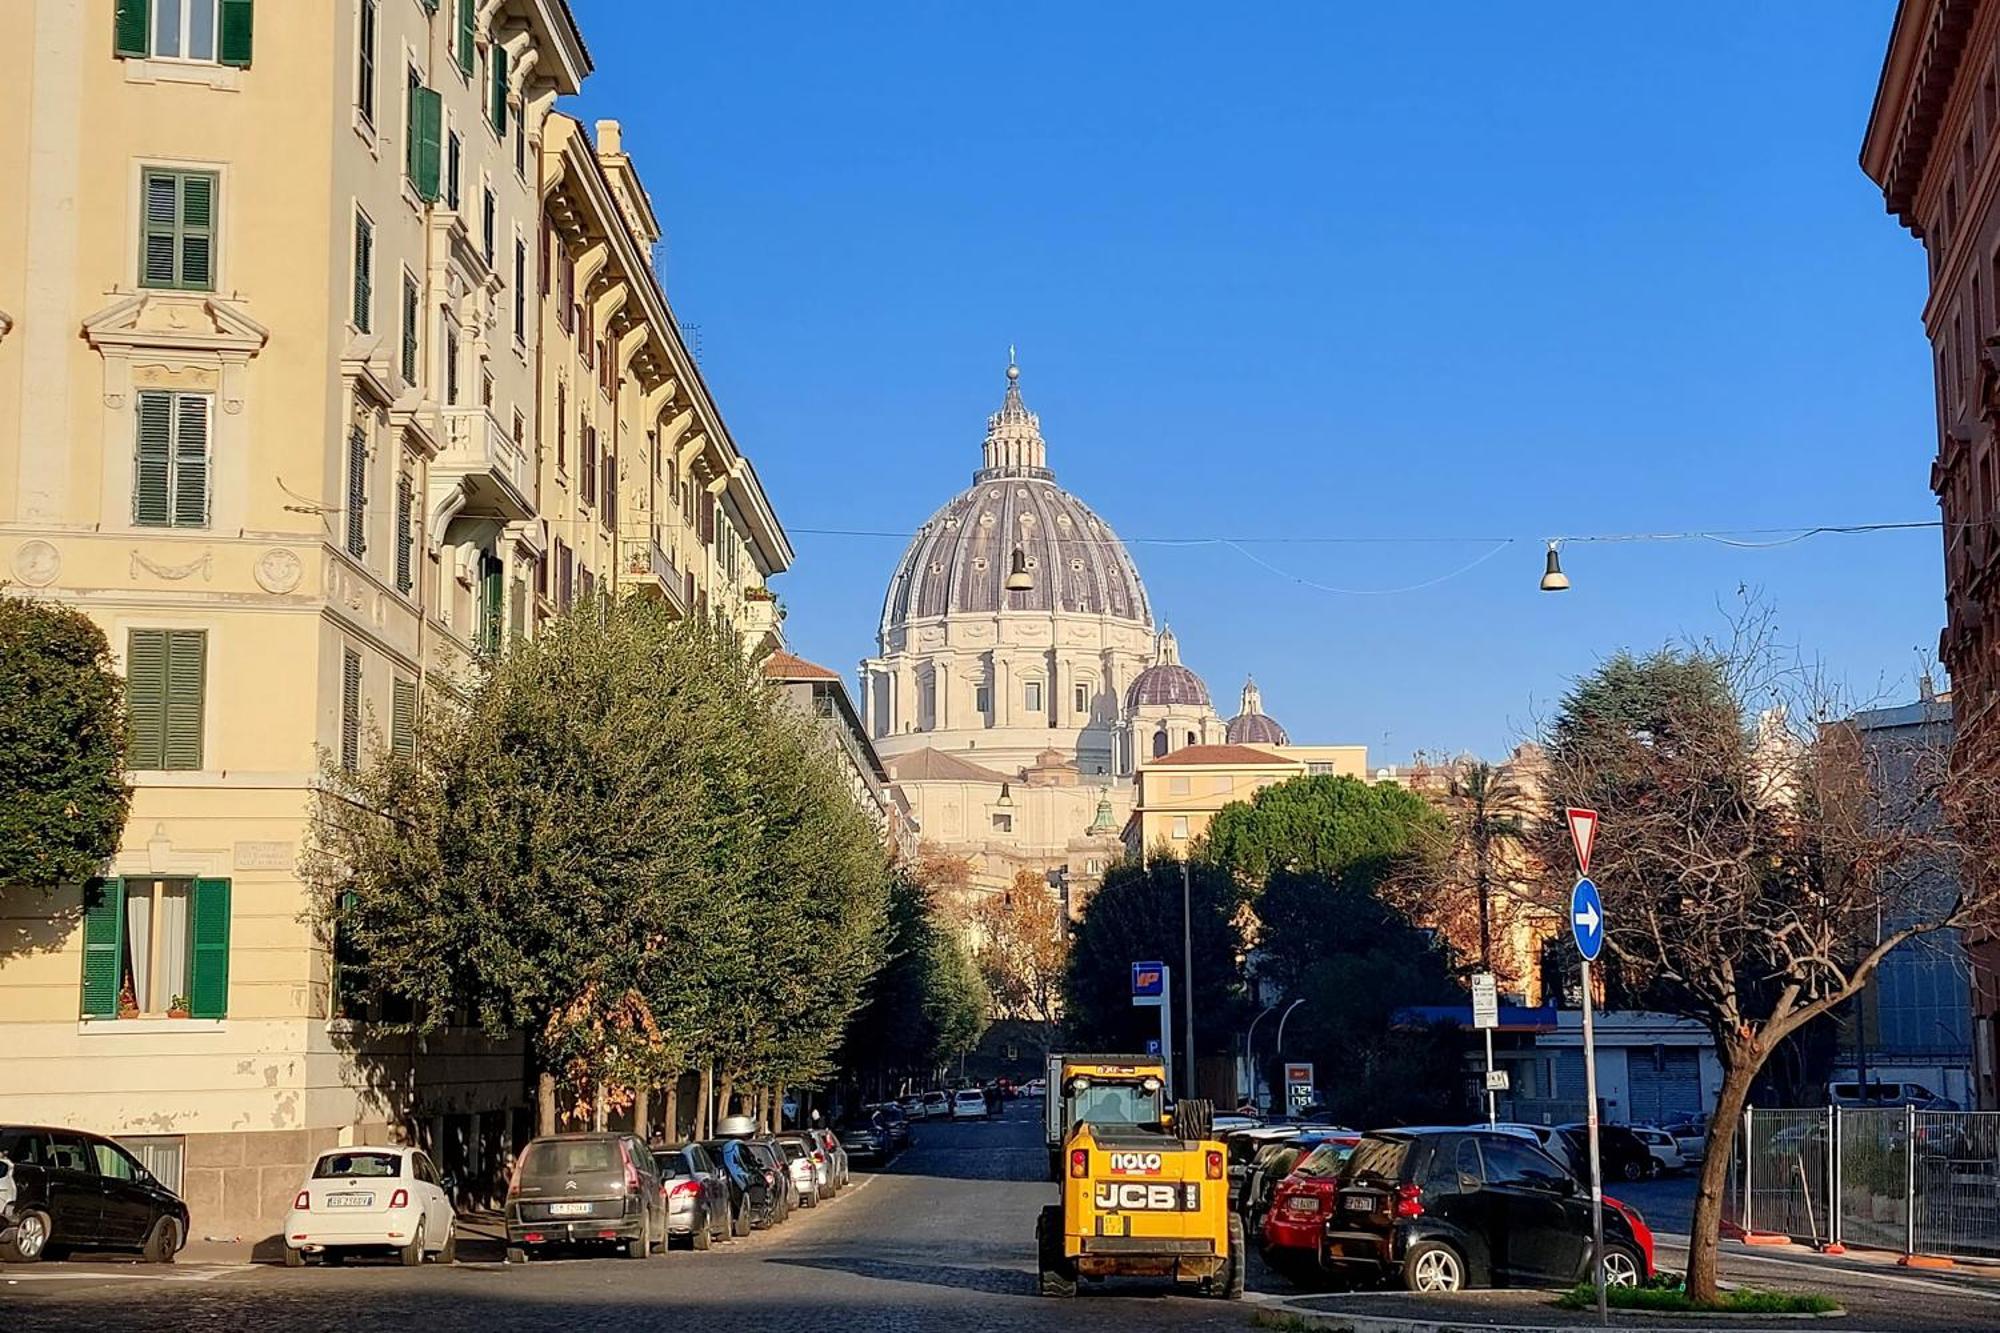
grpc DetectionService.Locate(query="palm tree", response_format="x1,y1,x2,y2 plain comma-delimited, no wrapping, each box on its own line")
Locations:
1447,760,1530,973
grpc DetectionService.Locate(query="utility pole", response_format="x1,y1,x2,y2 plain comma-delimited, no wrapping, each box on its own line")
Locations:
1180,859,1196,1101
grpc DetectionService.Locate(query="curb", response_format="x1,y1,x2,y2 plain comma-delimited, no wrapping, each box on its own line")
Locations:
1898,1254,1954,1270
1257,1306,1847,1333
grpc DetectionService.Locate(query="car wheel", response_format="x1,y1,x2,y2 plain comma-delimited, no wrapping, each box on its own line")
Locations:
1601,1243,1643,1288
0,1210,50,1264
142,1216,180,1265
504,1246,529,1265
1212,1213,1246,1300
1620,1157,1645,1182
437,1220,456,1265
400,1219,426,1267
282,1245,305,1268
1402,1240,1465,1293
691,1214,712,1251
731,1203,751,1238
1036,1205,1076,1298
625,1217,649,1260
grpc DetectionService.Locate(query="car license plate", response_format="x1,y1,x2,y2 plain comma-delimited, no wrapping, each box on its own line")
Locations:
547,1201,592,1216
1342,1195,1377,1212
326,1193,373,1208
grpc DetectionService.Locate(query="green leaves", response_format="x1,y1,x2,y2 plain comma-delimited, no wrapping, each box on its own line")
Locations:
0,598,131,890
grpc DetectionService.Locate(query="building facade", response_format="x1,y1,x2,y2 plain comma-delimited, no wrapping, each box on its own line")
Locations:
1863,0,2000,1108
0,0,788,1243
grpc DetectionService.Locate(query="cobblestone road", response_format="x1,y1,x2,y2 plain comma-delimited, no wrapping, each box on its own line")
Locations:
3,1101,1251,1332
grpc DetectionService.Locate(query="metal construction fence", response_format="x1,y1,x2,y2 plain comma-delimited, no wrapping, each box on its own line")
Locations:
1725,1106,2000,1261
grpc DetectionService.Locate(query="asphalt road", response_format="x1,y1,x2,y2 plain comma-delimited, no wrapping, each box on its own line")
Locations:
1,1100,1249,1332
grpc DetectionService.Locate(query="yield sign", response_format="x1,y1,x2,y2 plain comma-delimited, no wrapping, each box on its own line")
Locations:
1565,807,1599,876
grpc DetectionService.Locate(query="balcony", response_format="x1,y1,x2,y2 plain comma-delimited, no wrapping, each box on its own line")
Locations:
621,536,689,618
434,405,533,522
738,589,782,653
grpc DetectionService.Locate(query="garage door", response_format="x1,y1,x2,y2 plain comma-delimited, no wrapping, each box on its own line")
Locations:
1628,1047,1701,1125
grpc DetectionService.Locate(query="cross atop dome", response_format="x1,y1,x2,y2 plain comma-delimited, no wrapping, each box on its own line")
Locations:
977,353,1051,481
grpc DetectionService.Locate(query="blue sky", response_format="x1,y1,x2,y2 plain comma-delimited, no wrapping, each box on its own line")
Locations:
569,2,1937,760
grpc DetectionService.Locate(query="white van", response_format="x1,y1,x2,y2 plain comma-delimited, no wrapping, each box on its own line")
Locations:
1826,1080,1958,1110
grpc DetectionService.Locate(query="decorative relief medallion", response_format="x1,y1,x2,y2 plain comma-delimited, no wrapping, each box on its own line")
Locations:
254,548,303,594
130,549,212,581
12,539,60,587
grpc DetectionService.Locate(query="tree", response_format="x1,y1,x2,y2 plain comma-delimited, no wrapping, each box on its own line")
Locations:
0,596,130,892
1063,855,1247,1066
842,865,988,1092
1206,773,1440,890
1529,623,1999,1302
973,869,1070,1055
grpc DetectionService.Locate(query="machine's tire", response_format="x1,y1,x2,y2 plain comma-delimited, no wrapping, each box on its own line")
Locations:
731,1202,751,1238
1402,1239,1465,1292
142,1216,179,1265
1036,1204,1077,1298
0,1210,50,1263
691,1214,712,1251
1215,1212,1246,1299
399,1220,425,1267
1174,1098,1215,1144
282,1245,305,1268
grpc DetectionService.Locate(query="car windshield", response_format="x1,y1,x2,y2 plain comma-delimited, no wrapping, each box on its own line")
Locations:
1069,1081,1161,1127
520,1139,618,1177
314,1151,402,1178
1292,1141,1355,1178
1342,1135,1410,1183
778,1141,806,1160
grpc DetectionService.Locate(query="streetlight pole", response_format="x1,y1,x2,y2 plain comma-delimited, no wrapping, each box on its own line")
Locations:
1242,1003,1278,1110
1273,998,1305,1113
1180,859,1196,1103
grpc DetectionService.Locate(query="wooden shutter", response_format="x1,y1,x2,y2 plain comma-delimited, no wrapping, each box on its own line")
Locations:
352,213,373,331
133,391,173,525
188,878,231,1019
218,0,254,68
480,555,503,653
127,630,168,767
491,45,508,133
172,394,209,527
412,86,442,201
395,475,413,593
458,0,476,73
341,649,362,771
81,880,126,1018
401,274,419,383
392,678,417,758
346,425,368,557
115,0,151,57
163,630,206,770
178,173,215,290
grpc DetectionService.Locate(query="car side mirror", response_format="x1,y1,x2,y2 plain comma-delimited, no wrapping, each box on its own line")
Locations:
441,1174,457,1194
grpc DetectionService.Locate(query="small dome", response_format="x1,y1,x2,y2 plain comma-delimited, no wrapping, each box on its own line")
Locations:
1225,676,1290,746
1125,627,1211,709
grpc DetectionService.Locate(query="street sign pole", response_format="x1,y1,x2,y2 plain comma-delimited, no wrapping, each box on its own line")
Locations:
1484,1028,1498,1127
1472,971,1499,1127
1566,809,1607,1328
1132,961,1174,1101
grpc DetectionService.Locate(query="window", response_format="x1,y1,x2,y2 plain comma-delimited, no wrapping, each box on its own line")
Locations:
345,424,368,557
133,0,251,66
603,444,616,523
394,473,414,594
478,552,503,654
481,184,495,264
1075,684,1088,714
392,678,416,758
490,43,509,133
1308,761,1334,775
399,272,419,384
81,877,230,1020
444,323,460,404
352,209,374,331
579,567,594,601
406,70,441,201
1152,728,1169,758
1169,776,1191,796
1213,775,1235,794
1025,681,1044,713
513,238,527,342
581,424,597,505
456,0,476,74
122,1137,185,1194
557,241,575,330
1479,1138,1571,1191
975,684,991,715
445,129,463,210
992,813,1014,833
556,539,573,611
132,390,210,528
341,648,362,771
126,629,205,770
1171,816,1190,840
356,0,377,124
555,383,568,471
515,102,527,177
139,168,217,291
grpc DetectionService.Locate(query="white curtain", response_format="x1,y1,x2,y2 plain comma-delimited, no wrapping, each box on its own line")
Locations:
158,883,191,1012
125,888,154,1011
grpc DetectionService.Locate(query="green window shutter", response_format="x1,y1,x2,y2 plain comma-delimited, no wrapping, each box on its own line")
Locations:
178,173,214,289
340,649,362,771
400,274,419,384
480,554,503,654
173,393,209,527
114,0,150,58
218,0,253,68
81,880,126,1018
394,474,413,593
458,0,475,74
346,426,368,557
188,878,231,1019
133,391,173,525
126,630,168,768
491,45,508,134
352,213,373,331
412,86,443,201
162,629,206,770
140,170,179,287
392,678,416,758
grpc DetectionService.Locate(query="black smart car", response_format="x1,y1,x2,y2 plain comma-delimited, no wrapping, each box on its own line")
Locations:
0,1125,190,1264
1321,1128,1654,1293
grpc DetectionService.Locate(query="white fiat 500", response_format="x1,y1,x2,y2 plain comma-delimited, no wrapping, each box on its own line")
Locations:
283,1146,456,1267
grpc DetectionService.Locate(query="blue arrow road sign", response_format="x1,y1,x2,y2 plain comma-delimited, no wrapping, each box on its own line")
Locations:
1570,877,1604,962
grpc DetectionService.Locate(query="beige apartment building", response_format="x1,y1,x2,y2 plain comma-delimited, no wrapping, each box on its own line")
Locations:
1120,742,1369,856
0,0,788,1246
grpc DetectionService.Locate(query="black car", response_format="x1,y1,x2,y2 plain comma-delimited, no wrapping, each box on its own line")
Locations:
837,1113,891,1164
0,1125,190,1264
736,1139,793,1223
701,1139,781,1230
871,1103,912,1149
1322,1128,1654,1293
1555,1124,1658,1183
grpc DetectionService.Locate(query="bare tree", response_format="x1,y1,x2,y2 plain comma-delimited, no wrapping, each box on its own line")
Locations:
1529,608,1998,1301
973,869,1071,1057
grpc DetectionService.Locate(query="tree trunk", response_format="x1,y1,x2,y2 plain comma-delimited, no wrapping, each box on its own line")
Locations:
718,1074,736,1123
592,1080,609,1132
633,1085,650,1141
663,1083,680,1142
1688,1059,1758,1304
536,1071,558,1137
696,1064,714,1138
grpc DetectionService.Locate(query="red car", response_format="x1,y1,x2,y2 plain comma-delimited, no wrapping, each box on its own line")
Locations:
1259,1135,1360,1277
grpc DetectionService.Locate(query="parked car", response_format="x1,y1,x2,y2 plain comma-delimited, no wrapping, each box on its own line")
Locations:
921,1090,950,1119
504,1133,667,1261
701,1138,778,1232
1630,1126,1686,1175
1241,1131,1347,1236
952,1088,989,1120
737,1139,795,1222
283,1145,456,1267
654,1143,731,1250
870,1103,912,1150
1323,1128,1653,1293
900,1094,927,1121
1258,1135,1362,1277
1662,1118,1708,1163
1827,1080,1959,1111
810,1128,850,1190
1554,1124,1659,1183
773,1135,823,1207
0,1125,189,1264
838,1113,891,1164
1022,1078,1047,1098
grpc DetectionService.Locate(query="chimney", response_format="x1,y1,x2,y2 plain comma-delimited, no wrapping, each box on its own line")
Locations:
596,119,623,155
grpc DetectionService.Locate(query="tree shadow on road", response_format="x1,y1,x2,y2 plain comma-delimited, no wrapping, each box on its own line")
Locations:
768,1253,1035,1298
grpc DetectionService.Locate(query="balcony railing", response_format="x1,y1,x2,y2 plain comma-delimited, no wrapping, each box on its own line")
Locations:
436,405,533,520
621,536,689,617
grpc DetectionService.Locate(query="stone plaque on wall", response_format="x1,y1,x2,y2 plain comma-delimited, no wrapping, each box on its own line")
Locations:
234,841,296,870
